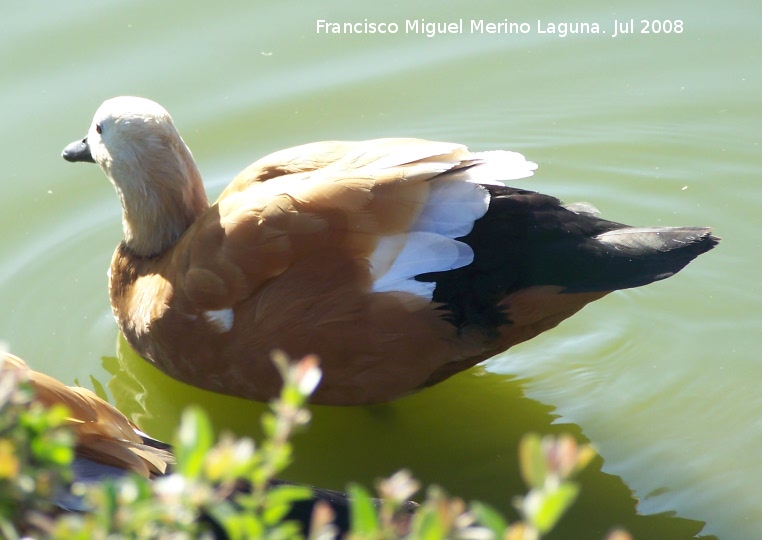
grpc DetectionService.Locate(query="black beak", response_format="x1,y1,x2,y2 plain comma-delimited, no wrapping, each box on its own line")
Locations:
62,137,95,163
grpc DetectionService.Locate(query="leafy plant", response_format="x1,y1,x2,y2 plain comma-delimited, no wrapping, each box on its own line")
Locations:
343,436,628,540
0,347,630,539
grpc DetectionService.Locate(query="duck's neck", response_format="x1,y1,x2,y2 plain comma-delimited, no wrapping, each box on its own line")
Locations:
112,144,209,258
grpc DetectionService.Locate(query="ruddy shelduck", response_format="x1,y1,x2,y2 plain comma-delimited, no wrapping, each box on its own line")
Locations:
62,97,718,405
1,352,172,481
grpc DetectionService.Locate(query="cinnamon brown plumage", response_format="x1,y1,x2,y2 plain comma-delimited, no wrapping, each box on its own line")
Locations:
62,97,719,405
1,352,172,479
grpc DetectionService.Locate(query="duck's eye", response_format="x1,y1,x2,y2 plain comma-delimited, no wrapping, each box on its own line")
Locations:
95,123,102,135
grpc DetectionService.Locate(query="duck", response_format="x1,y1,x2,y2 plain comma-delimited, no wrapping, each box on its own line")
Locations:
1,351,173,483
62,96,719,405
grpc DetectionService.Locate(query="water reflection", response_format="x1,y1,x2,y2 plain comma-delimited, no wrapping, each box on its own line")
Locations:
103,335,713,539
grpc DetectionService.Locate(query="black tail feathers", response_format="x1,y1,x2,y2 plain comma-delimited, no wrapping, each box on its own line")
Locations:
419,185,719,329
562,225,719,292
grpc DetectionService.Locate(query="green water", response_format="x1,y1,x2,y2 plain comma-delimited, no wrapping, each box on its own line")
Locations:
1,1,759,538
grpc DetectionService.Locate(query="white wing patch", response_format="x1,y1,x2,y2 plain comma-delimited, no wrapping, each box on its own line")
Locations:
370,175,490,298
375,276,437,298
453,150,538,185
369,146,538,300
412,180,490,237
370,233,474,295
203,308,234,333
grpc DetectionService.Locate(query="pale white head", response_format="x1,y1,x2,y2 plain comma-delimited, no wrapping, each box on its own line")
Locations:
87,97,177,176
63,97,209,257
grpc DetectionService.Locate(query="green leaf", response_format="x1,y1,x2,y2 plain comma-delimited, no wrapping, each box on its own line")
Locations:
471,500,509,536
262,441,293,477
88,375,109,403
208,500,264,540
410,506,445,540
261,412,277,439
528,482,579,533
31,430,74,467
99,478,120,518
519,433,547,490
174,406,214,479
265,483,313,507
262,484,312,526
0,517,20,540
348,483,379,536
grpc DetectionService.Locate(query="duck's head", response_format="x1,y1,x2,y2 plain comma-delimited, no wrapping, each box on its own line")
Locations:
63,97,208,256
63,97,183,178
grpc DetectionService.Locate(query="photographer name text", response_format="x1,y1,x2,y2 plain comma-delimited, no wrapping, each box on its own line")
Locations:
316,18,684,38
